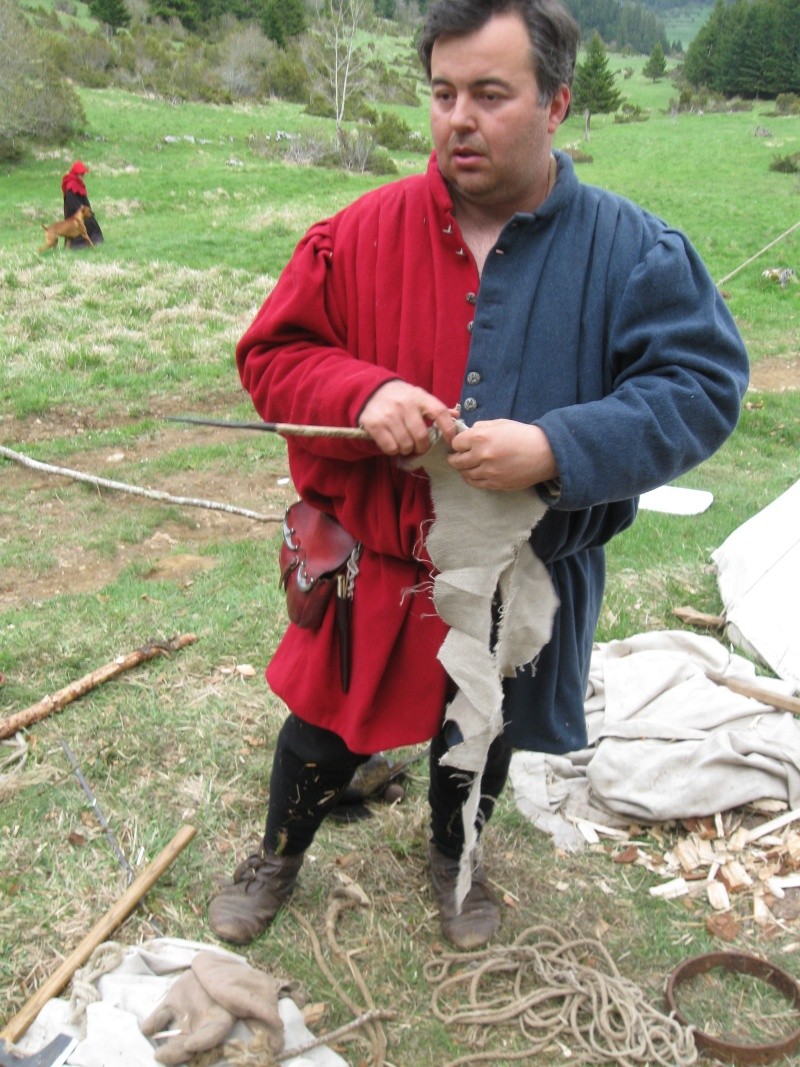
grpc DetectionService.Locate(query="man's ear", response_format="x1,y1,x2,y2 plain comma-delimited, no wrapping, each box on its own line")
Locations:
548,85,571,132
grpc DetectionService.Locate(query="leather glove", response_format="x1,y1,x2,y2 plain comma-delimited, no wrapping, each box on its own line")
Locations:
191,951,285,1056
139,967,235,1065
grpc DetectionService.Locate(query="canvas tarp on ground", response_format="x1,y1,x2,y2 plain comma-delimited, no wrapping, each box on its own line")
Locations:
712,478,800,690
510,631,800,848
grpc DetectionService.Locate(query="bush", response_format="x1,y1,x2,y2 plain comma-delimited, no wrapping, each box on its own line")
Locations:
305,92,336,120
562,145,593,164
0,138,25,164
614,103,649,123
260,46,310,103
43,28,117,88
769,152,800,174
775,93,800,116
368,59,421,106
0,0,86,151
213,25,274,99
372,110,412,149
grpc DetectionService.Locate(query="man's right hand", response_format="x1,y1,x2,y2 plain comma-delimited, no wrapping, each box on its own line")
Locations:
358,380,457,456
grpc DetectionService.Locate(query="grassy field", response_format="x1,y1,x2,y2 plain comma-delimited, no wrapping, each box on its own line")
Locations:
1,41,799,1067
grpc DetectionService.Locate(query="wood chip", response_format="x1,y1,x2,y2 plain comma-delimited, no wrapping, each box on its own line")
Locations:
727,827,750,851
744,807,800,844
568,816,629,841
707,880,731,910
753,889,776,924
718,860,754,891
674,837,703,872
650,877,689,899
766,877,786,899
770,873,800,891
612,845,640,865
706,911,741,941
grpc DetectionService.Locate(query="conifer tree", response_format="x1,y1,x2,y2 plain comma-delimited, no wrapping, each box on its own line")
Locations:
642,41,667,81
89,0,130,32
571,33,624,121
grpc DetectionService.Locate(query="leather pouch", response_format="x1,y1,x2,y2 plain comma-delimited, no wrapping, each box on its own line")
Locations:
279,501,359,630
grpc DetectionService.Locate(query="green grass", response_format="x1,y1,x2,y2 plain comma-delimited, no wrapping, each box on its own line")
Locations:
1,57,799,1066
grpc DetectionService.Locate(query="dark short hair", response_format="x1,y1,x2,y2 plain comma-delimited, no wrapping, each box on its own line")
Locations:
417,0,579,106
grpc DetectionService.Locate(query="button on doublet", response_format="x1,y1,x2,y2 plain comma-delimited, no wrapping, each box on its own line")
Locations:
463,397,478,412
466,371,481,385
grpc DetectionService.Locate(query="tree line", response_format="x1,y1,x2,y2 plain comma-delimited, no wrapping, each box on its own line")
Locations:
568,0,668,53
91,0,669,54
683,0,800,97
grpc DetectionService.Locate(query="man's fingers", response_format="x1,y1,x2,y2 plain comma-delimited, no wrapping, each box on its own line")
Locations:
360,383,453,456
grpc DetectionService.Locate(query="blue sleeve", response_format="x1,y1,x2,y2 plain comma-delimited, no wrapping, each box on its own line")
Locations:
536,229,749,511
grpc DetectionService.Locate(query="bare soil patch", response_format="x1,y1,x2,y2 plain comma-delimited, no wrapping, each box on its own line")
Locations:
748,356,799,392
1,422,293,609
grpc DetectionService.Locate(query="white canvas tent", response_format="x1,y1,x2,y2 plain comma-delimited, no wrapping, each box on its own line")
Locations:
712,478,800,690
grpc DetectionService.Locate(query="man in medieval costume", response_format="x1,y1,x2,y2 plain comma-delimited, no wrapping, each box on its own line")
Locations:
208,0,749,950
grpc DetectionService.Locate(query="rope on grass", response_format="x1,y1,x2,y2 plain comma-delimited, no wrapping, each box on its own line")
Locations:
0,445,282,524
716,219,800,287
424,924,698,1067
288,879,393,1066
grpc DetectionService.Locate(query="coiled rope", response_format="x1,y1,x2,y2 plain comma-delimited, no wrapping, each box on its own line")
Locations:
424,924,697,1066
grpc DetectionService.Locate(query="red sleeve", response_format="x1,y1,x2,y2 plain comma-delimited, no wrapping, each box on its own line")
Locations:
236,221,398,463
236,220,430,561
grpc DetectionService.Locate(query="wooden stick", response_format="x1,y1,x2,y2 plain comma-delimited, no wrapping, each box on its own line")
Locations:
707,671,800,715
277,1009,397,1062
166,416,371,439
0,634,198,741
0,824,197,1045
0,446,283,524
743,807,800,844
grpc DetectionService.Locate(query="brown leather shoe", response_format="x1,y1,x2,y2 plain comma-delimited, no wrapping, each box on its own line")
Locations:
208,849,304,945
428,842,500,950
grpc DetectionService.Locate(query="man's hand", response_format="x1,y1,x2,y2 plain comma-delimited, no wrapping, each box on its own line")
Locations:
447,420,559,491
359,380,458,456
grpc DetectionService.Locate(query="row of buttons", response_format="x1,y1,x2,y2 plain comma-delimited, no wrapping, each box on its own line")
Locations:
465,290,479,408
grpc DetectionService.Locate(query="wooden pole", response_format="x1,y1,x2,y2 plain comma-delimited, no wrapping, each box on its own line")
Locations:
708,672,800,716
0,634,198,741
0,824,197,1045
0,446,282,525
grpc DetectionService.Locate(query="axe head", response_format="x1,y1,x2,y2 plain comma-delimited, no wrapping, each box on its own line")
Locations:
0,1035,78,1067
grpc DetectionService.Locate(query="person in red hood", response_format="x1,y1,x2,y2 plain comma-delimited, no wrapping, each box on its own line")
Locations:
61,161,104,248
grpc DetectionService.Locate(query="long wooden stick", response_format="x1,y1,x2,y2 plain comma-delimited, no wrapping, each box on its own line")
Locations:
0,824,197,1045
0,446,282,524
0,634,198,741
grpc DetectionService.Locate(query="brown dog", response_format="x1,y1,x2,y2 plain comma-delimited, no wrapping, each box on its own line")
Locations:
38,205,94,252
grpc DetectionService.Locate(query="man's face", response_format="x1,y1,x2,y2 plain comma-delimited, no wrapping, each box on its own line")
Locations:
429,12,569,216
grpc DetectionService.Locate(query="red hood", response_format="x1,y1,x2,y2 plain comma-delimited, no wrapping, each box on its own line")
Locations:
62,161,89,197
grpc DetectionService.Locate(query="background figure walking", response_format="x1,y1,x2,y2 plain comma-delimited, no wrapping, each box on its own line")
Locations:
62,161,104,248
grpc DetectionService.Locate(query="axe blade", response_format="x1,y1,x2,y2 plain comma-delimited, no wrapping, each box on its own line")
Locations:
0,1034,78,1067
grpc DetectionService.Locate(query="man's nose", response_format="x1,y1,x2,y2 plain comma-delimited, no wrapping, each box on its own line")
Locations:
450,93,477,131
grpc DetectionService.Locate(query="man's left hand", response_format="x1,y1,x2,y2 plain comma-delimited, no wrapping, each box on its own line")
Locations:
447,420,559,491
